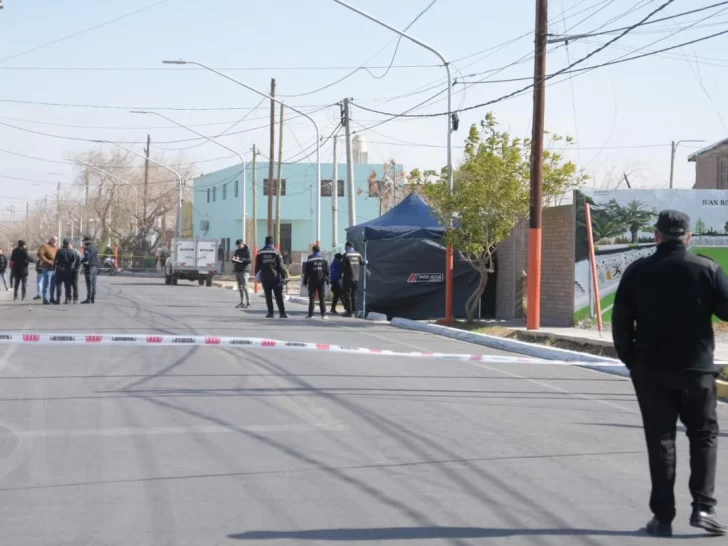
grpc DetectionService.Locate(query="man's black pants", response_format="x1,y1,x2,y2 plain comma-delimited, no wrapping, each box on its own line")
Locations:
330,281,342,312
308,283,326,317
55,269,72,302
12,273,27,299
262,280,285,315
70,271,79,301
84,266,98,302
343,280,358,316
631,369,719,523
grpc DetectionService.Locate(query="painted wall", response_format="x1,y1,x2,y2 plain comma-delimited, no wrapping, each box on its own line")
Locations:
192,161,399,251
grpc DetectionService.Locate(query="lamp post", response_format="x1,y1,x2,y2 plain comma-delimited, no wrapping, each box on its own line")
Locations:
332,0,455,322
131,110,248,244
670,140,706,188
91,140,185,238
161,60,322,247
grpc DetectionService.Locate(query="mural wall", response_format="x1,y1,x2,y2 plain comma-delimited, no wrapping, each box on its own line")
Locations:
574,189,728,323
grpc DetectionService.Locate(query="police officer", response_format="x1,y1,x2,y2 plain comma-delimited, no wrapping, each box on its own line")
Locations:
613,210,728,537
255,236,287,318
303,245,329,319
81,236,100,304
341,241,362,318
54,239,79,304
329,252,343,314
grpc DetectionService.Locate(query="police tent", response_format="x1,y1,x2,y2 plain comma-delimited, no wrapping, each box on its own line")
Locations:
345,192,484,320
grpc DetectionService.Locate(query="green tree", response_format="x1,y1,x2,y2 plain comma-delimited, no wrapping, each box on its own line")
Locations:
723,220,728,234
603,199,656,243
695,217,707,235
590,214,624,242
424,113,586,322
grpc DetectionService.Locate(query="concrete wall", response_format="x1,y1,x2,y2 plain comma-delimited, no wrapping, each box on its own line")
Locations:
496,204,576,326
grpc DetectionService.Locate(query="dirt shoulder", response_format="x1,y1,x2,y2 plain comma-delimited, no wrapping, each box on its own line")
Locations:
449,322,728,383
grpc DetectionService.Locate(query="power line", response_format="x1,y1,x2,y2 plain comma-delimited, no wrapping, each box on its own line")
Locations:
0,64,441,72
0,98,330,111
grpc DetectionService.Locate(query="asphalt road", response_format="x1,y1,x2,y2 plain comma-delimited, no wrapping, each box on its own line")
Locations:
0,276,726,545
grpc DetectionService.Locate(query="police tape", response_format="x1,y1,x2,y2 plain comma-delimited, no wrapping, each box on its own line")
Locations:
0,332,625,367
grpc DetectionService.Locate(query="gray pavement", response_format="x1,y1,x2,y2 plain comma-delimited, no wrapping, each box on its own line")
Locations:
0,276,726,545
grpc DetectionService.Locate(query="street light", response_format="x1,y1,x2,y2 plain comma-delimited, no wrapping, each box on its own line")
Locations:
91,140,185,238
670,140,706,188
130,110,248,244
161,59,323,246
331,0,456,322
46,171,67,241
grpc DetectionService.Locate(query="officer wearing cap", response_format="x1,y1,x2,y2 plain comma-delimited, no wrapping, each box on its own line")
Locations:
53,239,79,304
613,209,728,537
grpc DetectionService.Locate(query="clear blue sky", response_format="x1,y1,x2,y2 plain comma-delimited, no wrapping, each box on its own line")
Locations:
1,0,727,218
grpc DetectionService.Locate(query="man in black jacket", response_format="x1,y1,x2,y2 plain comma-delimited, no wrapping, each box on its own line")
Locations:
54,239,79,304
9,240,31,301
341,242,363,318
303,245,329,319
613,210,728,537
232,239,252,309
0,248,8,291
255,236,287,318
81,236,100,304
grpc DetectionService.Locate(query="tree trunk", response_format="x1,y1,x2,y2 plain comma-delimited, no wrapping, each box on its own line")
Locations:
465,267,489,323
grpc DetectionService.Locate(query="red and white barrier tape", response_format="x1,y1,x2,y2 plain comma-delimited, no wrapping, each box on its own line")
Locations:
0,332,624,367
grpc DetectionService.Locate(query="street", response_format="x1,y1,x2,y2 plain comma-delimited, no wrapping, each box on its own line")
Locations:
0,276,726,545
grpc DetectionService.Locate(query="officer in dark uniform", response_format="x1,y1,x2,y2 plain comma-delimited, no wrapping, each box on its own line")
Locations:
613,210,728,537
255,236,287,318
341,241,362,318
54,239,79,304
81,236,100,304
303,245,329,319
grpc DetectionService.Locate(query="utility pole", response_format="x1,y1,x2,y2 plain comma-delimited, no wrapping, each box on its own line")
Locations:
25,201,29,242
526,0,548,331
143,133,150,244
252,144,259,294
275,102,285,249
332,134,339,248
267,78,276,236
57,181,62,241
343,98,356,228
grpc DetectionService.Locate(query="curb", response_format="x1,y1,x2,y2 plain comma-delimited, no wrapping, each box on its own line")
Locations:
212,282,236,290
390,317,629,378
366,312,388,322
719,381,728,400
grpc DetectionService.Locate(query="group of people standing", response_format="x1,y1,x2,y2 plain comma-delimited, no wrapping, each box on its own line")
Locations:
228,237,363,319
3,236,100,304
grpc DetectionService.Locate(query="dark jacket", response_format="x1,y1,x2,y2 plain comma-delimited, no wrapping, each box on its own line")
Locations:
0,254,7,272
9,247,31,276
342,249,363,283
303,253,329,287
329,258,342,283
255,245,284,283
232,246,252,274
612,240,728,373
55,247,79,271
82,244,100,269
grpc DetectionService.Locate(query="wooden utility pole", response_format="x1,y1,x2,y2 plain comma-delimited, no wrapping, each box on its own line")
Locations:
143,134,150,244
526,0,548,331
332,134,339,248
267,78,276,236
275,102,285,249
343,98,356,228
252,144,259,294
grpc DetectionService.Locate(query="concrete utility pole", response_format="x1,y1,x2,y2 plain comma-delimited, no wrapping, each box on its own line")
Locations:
527,0,548,331
143,134,150,243
332,133,339,248
267,78,276,237
343,98,356,228
57,181,62,241
275,102,285,249
669,139,706,188
26,201,29,242
252,145,258,248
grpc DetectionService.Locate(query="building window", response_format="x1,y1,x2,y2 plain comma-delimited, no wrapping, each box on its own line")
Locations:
222,183,227,200
207,188,210,203
719,157,728,189
321,179,344,197
263,178,286,196
212,186,217,202
235,179,239,198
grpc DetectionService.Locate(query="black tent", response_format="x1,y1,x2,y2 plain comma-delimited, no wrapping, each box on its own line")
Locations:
345,193,482,320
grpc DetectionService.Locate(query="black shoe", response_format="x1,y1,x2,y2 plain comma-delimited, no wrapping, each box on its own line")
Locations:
644,517,672,537
235,302,244,308
691,509,727,535
344,313,353,318
52,301,60,306
80,300,90,304
42,300,50,305
265,312,274,318
306,315,314,319
33,295,41,301
330,309,338,315
13,296,17,301
280,313,288,318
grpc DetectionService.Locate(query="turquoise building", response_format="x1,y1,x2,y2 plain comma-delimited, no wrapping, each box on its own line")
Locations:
193,161,401,258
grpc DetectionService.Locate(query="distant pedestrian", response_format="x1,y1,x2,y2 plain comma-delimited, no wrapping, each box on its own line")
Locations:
612,210,727,537
37,236,58,304
329,253,343,315
9,240,31,301
303,245,329,319
255,236,287,318
81,236,100,304
232,239,252,309
217,243,225,275
0,248,8,291
341,241,363,318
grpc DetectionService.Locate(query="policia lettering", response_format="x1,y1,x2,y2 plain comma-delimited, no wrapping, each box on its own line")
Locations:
303,245,330,319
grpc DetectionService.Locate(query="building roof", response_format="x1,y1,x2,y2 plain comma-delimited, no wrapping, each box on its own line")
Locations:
687,138,728,162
